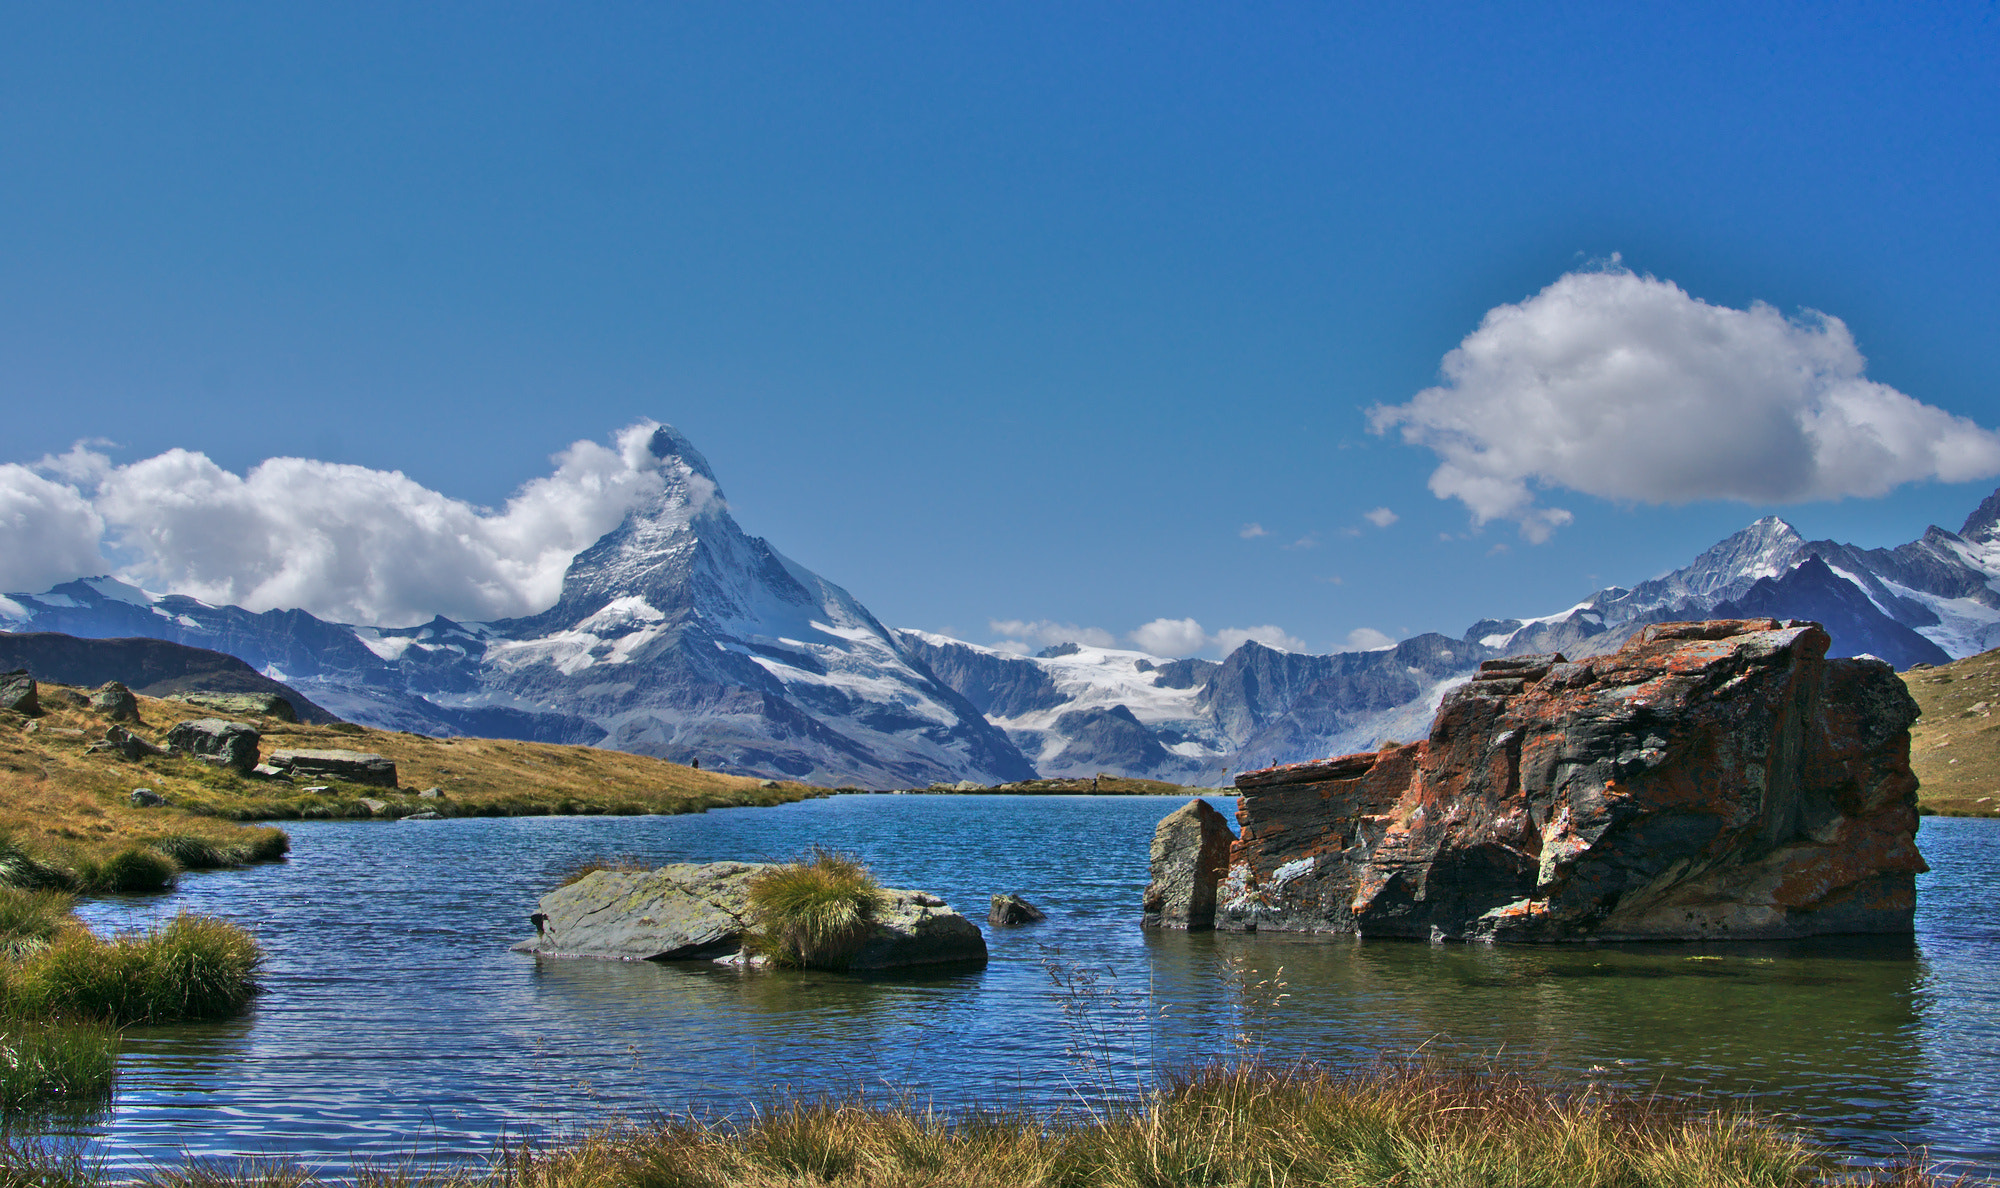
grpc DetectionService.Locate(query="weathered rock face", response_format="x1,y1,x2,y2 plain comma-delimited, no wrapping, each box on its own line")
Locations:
1143,798,1237,930
167,718,262,772
90,682,139,721
269,748,398,787
92,723,166,761
1218,620,1925,942
514,861,988,969
0,671,38,714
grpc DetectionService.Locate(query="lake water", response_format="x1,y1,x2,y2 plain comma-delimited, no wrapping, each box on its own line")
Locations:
48,796,2000,1176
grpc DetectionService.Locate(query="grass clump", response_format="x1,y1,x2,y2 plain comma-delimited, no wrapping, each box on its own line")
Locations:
84,847,175,894
746,847,887,971
0,890,75,960
0,1022,117,1113
4,912,261,1026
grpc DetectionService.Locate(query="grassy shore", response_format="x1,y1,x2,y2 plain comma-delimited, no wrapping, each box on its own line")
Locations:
1906,648,2000,818
0,1060,1962,1186
0,684,825,850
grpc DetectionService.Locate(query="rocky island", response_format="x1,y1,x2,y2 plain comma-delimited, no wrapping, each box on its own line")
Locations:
1148,618,1925,942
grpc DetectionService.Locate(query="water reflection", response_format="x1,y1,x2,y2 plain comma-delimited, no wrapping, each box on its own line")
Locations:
45,801,2000,1174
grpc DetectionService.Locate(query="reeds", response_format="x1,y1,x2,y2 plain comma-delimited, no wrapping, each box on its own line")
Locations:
0,1022,116,1113
745,847,887,970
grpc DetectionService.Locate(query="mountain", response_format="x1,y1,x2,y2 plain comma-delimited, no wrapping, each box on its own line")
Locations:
7,419,2000,787
0,631,339,722
0,426,1033,788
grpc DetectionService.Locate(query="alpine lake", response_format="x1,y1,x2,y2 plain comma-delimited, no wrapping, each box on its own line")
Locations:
41,794,2000,1177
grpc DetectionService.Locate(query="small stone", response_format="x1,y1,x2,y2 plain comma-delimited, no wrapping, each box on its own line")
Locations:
758,779,781,789
302,785,332,794
130,788,165,807
251,763,291,780
989,893,1047,926
401,810,442,821
418,787,443,798
357,797,389,815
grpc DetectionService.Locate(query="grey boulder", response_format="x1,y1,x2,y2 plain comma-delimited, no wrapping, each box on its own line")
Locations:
0,671,38,715
92,724,167,762
989,892,1047,926
167,718,262,772
513,861,988,969
130,788,165,807
269,748,398,787
90,682,139,721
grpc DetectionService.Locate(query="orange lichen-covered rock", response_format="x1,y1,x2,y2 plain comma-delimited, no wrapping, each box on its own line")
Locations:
1217,620,1925,942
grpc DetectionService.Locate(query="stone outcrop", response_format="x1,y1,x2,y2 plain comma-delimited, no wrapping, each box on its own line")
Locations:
170,691,298,722
91,723,166,761
90,682,139,721
268,748,398,787
1216,620,1924,942
514,861,988,969
167,718,262,772
1142,798,1237,930
0,671,38,715
989,892,1047,926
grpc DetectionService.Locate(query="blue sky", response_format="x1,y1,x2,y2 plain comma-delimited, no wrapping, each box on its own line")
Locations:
4,4,1998,653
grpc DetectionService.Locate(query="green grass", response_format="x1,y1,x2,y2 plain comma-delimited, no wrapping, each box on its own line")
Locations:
0,1022,116,1113
745,847,887,971
3,912,261,1026
0,890,74,961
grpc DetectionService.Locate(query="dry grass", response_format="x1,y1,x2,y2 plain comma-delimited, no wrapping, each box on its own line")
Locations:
1905,649,2000,817
745,847,887,970
0,685,826,876
0,1060,1965,1186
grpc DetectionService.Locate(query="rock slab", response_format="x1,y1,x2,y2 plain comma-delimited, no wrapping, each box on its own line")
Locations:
514,861,988,969
1218,620,1926,942
167,718,262,772
1142,798,1237,930
171,691,298,722
268,748,398,787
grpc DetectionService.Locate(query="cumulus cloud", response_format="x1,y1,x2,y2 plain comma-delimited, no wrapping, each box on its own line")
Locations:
1344,627,1397,650
0,465,108,592
988,619,1118,652
1128,618,1305,658
1,422,684,626
1363,507,1398,528
1238,522,1269,539
1369,267,2000,541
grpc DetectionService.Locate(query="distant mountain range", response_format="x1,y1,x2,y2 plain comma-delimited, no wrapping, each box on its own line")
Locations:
5,423,1998,786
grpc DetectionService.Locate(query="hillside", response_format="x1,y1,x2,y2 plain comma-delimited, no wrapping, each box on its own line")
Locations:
1906,648,2000,818
0,681,826,877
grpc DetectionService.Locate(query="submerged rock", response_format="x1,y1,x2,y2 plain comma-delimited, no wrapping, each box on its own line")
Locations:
1218,620,1925,942
988,892,1046,926
1142,798,1237,930
513,861,988,969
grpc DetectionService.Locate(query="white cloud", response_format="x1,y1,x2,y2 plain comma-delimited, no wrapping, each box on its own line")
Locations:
1344,627,1397,650
988,619,1118,651
0,465,108,593
1126,617,1305,658
1369,267,2000,541
1238,522,1269,539
1363,506,1398,528
1129,617,1209,657
2,422,683,626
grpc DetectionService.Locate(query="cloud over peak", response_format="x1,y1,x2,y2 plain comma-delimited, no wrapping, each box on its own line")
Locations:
1370,267,2000,541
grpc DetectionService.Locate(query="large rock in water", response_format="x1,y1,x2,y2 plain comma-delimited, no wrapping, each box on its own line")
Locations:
513,861,988,969
1143,798,1237,930
1218,620,1925,942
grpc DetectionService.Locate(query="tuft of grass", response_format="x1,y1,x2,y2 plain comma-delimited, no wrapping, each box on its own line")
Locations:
745,847,887,971
0,1022,116,1112
0,838,74,895
4,912,261,1026
0,890,76,960
85,847,175,894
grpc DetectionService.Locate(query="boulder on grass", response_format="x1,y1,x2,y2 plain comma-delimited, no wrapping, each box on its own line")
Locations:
269,748,398,787
0,671,38,715
167,718,262,772
170,691,298,723
90,682,139,721
92,724,166,761
130,788,165,807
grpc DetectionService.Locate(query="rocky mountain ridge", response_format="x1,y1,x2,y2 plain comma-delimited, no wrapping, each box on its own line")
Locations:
5,422,1999,786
